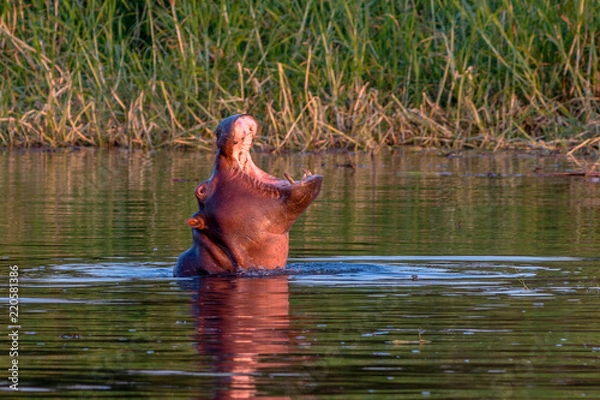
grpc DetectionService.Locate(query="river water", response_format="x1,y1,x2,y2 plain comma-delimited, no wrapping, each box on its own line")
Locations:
1,148,599,398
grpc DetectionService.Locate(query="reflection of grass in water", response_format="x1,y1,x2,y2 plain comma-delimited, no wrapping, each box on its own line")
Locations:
391,329,431,347
514,268,530,291
1,1,599,151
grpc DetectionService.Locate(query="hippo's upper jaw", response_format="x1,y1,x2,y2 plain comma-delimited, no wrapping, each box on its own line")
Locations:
175,114,322,277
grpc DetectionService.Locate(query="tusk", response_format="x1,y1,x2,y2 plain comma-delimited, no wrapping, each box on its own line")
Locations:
302,168,313,177
283,172,295,184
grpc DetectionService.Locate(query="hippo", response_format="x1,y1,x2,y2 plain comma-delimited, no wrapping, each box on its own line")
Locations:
175,114,323,277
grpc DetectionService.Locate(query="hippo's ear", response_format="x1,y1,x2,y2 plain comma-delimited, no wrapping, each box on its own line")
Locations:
187,216,206,229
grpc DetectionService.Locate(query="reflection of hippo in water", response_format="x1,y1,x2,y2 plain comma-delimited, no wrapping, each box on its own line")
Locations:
175,114,323,277
191,276,292,397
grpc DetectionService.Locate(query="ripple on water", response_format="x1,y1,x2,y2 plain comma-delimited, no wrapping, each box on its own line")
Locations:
16,255,572,298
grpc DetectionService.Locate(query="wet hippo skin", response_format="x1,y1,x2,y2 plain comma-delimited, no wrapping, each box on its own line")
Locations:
175,114,323,277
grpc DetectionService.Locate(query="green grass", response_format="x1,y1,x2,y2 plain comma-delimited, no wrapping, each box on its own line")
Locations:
1,0,599,151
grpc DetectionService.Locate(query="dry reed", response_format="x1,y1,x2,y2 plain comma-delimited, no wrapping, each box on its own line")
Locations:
1,0,599,152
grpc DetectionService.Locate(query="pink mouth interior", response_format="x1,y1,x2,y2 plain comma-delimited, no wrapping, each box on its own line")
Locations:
232,116,291,189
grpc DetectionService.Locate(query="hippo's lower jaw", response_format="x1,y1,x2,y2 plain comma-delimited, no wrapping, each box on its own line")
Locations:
176,232,290,276
174,114,322,277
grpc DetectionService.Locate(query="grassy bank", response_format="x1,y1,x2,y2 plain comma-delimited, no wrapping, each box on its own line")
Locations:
1,0,599,151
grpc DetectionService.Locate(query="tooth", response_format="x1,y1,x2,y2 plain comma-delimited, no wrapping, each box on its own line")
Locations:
283,172,295,184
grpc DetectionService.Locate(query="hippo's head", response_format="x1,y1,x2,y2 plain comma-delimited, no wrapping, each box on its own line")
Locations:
175,114,322,276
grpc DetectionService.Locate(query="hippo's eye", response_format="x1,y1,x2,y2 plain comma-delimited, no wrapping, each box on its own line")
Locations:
196,185,208,200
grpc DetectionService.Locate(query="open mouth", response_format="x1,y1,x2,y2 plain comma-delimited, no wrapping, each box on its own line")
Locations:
231,115,315,189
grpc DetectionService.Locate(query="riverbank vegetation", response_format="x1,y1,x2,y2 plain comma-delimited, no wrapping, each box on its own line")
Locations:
1,0,599,152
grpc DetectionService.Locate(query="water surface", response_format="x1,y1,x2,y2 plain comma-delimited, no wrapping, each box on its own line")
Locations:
1,148,599,398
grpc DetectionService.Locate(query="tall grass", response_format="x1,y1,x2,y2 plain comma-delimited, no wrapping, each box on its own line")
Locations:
1,0,599,151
